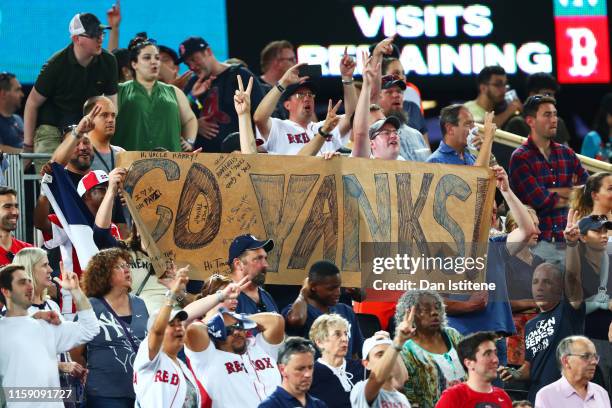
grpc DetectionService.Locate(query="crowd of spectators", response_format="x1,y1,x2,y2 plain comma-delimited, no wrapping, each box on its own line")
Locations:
0,7,611,408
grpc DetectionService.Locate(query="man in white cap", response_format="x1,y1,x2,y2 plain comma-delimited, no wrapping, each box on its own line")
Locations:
350,307,414,408
23,12,117,164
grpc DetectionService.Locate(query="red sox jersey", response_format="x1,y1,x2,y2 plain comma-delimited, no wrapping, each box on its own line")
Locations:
257,117,347,155
185,332,282,408
133,336,206,408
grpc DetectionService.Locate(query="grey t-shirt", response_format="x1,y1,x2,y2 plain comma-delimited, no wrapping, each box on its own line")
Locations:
90,144,125,173
82,295,148,398
350,380,411,408
398,124,430,162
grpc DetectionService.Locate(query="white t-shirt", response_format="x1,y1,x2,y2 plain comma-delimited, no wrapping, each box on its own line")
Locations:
258,118,346,155
185,332,282,408
350,379,411,408
133,335,201,408
0,309,99,408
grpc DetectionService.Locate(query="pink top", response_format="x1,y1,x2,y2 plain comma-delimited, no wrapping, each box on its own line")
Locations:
535,375,611,408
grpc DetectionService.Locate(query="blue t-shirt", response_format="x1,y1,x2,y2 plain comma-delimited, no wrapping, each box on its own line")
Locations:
309,359,365,408
236,288,279,314
258,386,329,408
282,303,364,357
83,295,149,398
426,140,476,165
0,114,24,148
447,236,516,336
525,298,585,402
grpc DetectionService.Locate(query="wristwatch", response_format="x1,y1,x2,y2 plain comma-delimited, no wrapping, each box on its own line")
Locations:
276,82,286,93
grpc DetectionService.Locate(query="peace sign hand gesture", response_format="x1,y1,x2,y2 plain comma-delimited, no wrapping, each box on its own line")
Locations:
234,75,253,116
395,306,416,346
564,208,580,243
320,99,343,135
75,104,101,135
220,276,250,302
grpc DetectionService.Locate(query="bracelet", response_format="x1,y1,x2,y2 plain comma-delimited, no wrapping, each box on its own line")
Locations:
318,127,331,138
342,79,354,85
276,82,286,93
393,343,403,352
71,127,83,140
216,290,226,303
165,289,184,303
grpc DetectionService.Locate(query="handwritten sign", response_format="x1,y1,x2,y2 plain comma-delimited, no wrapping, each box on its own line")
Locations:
117,152,496,287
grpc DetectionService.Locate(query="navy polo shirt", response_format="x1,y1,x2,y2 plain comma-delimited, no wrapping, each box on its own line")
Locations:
236,287,279,314
258,386,328,408
426,140,476,165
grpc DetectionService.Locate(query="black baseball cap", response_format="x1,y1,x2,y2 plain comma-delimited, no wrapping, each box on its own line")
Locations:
69,13,110,38
227,234,274,266
178,36,209,63
282,81,318,101
381,74,407,91
158,45,180,65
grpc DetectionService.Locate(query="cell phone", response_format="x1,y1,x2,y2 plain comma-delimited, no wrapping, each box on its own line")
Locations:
298,64,322,79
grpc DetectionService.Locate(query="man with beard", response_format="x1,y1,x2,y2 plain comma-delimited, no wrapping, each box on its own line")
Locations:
377,74,430,161
228,234,279,313
184,306,285,408
0,72,25,151
535,336,611,407
283,260,364,358
464,65,522,127
258,337,327,408
436,331,512,407
509,96,588,262
0,187,32,266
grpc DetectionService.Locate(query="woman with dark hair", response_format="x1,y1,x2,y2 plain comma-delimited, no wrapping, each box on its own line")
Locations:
70,247,149,408
582,93,612,161
571,171,612,219
114,34,197,152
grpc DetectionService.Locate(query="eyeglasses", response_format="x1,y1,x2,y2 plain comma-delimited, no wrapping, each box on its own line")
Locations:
294,92,315,100
225,323,246,336
568,352,600,362
113,262,130,271
374,130,399,138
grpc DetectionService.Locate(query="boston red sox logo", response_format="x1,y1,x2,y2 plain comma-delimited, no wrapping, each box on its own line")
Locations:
200,87,231,125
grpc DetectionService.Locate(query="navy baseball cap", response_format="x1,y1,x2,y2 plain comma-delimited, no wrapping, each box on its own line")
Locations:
207,308,257,341
227,234,274,265
282,81,318,101
578,215,612,235
381,74,407,91
178,36,209,63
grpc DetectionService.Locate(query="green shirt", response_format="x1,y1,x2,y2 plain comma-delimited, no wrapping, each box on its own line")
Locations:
115,80,182,152
34,44,118,129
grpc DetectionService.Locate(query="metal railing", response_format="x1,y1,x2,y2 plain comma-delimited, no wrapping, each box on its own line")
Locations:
5,153,51,244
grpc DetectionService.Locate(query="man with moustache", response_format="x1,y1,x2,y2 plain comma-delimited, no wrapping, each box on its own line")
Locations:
535,336,611,407
436,331,513,407
228,234,279,313
184,307,285,408
23,13,117,162
509,96,588,263
0,187,32,266
258,337,327,408
377,74,430,161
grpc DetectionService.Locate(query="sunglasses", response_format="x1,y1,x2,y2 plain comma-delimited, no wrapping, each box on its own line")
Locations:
225,323,246,337
589,214,608,222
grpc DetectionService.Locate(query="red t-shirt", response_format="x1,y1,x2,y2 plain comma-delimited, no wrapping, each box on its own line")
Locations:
436,383,512,408
0,238,33,266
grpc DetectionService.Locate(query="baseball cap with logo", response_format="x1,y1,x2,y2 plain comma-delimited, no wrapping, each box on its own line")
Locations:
368,116,401,140
227,234,274,265
578,214,612,235
69,13,110,38
178,36,209,63
77,170,109,197
362,334,394,360
207,307,257,341
146,308,188,331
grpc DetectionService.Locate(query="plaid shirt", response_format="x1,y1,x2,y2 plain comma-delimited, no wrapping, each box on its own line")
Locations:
509,137,588,242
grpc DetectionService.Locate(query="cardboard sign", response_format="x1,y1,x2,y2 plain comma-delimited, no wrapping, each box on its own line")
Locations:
117,152,495,287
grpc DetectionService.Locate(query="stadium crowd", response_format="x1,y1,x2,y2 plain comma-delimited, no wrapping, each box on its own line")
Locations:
0,6,611,408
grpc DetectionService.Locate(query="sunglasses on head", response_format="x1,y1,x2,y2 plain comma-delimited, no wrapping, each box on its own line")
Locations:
589,214,608,222
225,322,245,336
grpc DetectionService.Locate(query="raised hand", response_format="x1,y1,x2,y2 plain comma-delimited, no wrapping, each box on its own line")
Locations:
107,167,127,194
373,35,396,57
234,75,253,116
483,111,497,140
75,104,101,135
106,0,121,28
53,261,80,292
361,51,380,86
395,306,416,345
320,99,343,135
279,62,309,88
192,74,216,98
170,266,189,296
491,165,509,192
564,208,580,243
339,47,357,78
221,275,250,301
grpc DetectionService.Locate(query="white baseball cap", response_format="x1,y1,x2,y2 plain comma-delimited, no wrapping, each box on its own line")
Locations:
77,170,109,197
362,335,394,359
